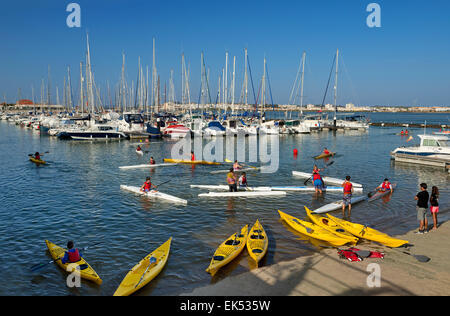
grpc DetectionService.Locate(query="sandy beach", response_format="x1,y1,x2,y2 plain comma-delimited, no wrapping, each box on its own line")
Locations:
183,220,450,296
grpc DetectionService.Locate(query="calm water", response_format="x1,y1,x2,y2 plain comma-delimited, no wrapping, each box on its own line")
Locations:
0,116,448,296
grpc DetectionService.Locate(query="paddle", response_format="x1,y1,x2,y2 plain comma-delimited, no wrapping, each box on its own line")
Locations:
31,242,101,272
400,251,430,263
28,151,50,156
303,161,335,185
135,257,157,289
147,180,172,193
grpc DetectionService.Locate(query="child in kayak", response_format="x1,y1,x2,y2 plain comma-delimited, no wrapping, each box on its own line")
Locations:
233,160,243,171
238,172,248,188
342,176,354,217
34,152,42,160
312,165,324,194
323,148,330,155
227,168,237,192
149,157,156,165
376,178,394,193
430,186,439,230
140,177,157,192
414,183,429,234
61,241,83,264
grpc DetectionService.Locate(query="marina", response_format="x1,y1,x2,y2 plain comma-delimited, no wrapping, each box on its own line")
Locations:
1,0,450,299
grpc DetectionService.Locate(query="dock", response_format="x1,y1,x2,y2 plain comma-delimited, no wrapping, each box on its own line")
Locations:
391,152,450,170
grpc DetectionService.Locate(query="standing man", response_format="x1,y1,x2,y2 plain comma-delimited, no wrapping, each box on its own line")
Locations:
414,183,429,234
342,176,354,217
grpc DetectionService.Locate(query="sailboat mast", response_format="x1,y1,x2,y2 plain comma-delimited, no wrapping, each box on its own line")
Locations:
333,48,339,128
299,51,306,114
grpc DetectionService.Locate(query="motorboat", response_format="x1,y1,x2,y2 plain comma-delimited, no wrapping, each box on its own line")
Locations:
391,134,449,160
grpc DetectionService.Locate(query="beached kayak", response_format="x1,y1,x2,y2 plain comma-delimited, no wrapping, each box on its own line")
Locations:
198,191,286,198
312,195,368,214
29,157,46,164
163,159,220,165
206,225,248,275
304,206,358,244
326,214,408,248
246,220,268,266
113,238,172,296
368,184,397,202
120,185,188,205
119,163,177,170
45,240,102,285
278,210,352,247
190,184,272,191
314,152,336,159
292,171,363,188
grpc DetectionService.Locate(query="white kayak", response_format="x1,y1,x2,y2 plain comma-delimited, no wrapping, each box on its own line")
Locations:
270,186,363,193
368,184,397,202
198,191,287,198
136,150,144,156
312,195,368,214
119,163,177,170
190,184,271,191
292,171,363,188
120,185,188,205
210,167,260,174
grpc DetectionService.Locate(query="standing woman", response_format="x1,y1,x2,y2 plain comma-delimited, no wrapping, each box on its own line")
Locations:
430,186,439,230
227,168,237,192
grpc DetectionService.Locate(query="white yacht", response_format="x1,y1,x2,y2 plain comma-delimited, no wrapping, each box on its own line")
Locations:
391,134,449,160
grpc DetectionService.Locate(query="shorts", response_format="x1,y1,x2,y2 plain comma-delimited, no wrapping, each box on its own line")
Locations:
229,184,237,192
430,206,439,214
417,207,428,221
314,179,324,190
343,194,352,206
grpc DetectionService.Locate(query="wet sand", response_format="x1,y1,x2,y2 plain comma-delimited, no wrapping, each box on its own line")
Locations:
183,220,450,296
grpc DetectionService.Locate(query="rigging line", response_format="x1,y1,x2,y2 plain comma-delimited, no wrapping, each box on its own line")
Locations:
340,54,361,107
321,53,336,108
264,62,275,108
246,55,257,109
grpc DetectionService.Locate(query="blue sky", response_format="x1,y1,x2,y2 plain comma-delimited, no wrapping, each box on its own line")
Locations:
1,0,449,106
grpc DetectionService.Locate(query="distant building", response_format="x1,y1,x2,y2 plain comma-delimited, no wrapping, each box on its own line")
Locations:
16,99,34,105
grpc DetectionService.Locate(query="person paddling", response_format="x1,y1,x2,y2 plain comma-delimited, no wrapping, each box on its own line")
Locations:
342,176,354,217
61,241,83,264
238,172,248,188
149,157,156,165
136,145,142,152
140,177,157,192
227,168,238,192
190,151,195,161
233,160,243,171
323,148,330,155
312,165,324,194
376,178,393,193
34,152,42,160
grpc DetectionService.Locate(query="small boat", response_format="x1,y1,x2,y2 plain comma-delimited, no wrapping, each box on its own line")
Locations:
368,184,397,202
270,186,363,193
164,159,221,165
314,152,336,160
304,206,358,244
292,171,363,188
391,134,449,160
162,122,191,139
113,238,172,296
246,220,268,266
29,157,47,165
210,167,260,174
198,191,286,198
45,240,102,285
206,225,248,276
119,163,177,170
191,184,272,191
313,195,368,214
278,210,352,247
120,185,187,205
326,214,408,248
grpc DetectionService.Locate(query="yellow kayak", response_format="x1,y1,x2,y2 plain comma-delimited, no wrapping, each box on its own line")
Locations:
163,158,221,165
278,210,351,247
206,225,248,276
314,152,335,159
114,237,172,296
30,157,46,164
326,214,408,248
305,206,358,244
45,240,102,285
246,220,268,266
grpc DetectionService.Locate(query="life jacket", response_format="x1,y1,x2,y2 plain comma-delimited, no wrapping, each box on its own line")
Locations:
312,170,322,181
349,247,385,259
35,155,41,160
343,181,353,194
338,249,362,262
67,249,81,263
381,182,391,190
191,154,195,161
144,181,152,190
150,160,155,165
239,176,247,185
